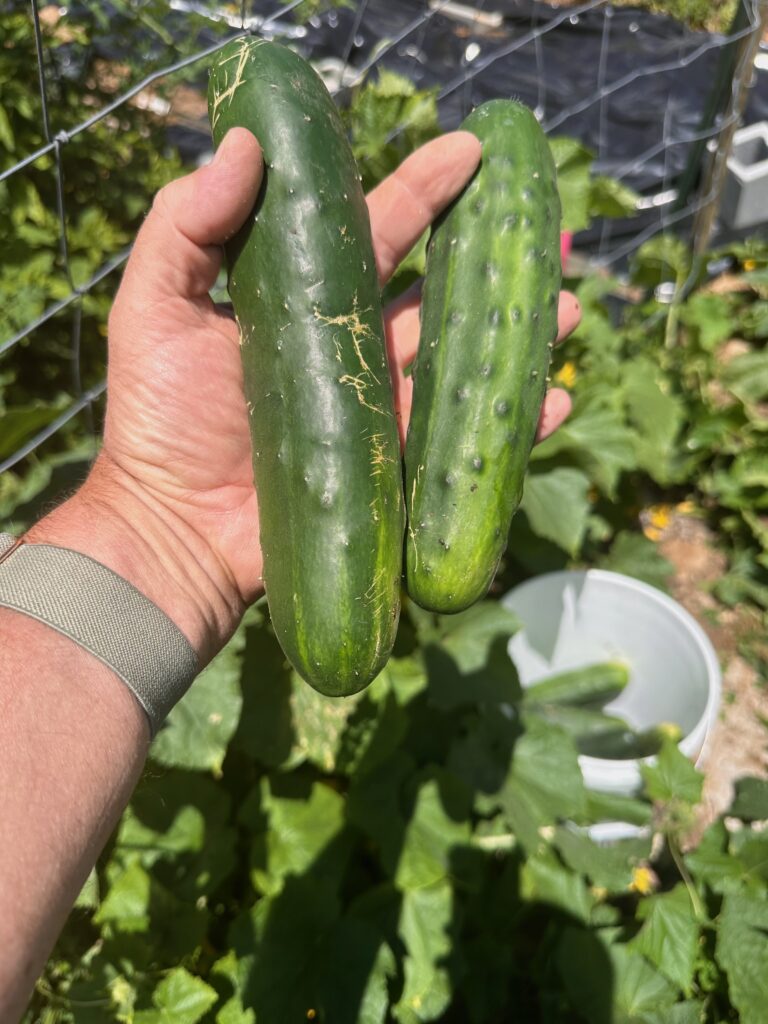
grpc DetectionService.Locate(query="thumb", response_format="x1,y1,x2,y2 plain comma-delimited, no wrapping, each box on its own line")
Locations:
120,127,263,303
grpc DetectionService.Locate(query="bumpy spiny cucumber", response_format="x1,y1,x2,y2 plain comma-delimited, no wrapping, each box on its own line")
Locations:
208,39,403,696
405,99,561,613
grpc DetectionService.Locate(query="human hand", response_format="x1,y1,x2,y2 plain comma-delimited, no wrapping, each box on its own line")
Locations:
83,128,578,660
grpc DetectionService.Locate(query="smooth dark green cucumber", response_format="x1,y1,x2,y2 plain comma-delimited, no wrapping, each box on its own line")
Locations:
208,39,403,696
536,705,634,746
579,723,683,761
522,661,630,709
404,99,561,613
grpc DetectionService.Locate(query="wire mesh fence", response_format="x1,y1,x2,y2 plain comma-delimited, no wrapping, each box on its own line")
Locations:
1,0,766,481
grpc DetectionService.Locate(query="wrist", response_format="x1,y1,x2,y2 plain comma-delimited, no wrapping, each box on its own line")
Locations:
24,455,245,665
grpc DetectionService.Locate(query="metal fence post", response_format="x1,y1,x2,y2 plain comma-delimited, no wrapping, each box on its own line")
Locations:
689,0,768,256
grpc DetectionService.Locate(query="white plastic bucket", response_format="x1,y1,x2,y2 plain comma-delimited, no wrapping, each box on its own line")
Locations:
502,569,722,797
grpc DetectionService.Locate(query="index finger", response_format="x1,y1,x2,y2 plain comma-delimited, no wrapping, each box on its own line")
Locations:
366,131,482,285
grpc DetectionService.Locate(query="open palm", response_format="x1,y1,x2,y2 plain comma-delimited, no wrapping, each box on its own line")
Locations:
102,128,579,613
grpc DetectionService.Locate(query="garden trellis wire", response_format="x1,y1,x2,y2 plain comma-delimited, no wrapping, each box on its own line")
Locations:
1,0,765,478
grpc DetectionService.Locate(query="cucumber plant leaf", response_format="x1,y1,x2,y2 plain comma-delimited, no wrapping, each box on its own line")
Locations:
151,616,247,776
520,467,591,555
631,883,700,995
134,968,217,1024
716,894,768,1024
394,881,454,1023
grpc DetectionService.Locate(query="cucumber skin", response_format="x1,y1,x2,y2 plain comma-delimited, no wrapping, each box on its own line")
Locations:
208,39,403,697
404,100,561,613
522,662,630,709
537,705,632,743
579,724,682,761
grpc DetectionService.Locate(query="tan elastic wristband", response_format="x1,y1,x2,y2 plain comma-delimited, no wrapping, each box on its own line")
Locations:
0,533,198,735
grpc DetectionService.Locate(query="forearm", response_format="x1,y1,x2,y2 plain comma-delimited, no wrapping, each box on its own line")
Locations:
0,613,147,1018
0,458,244,1019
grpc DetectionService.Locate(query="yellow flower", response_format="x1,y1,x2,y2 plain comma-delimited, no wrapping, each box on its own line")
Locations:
743,258,757,271
630,865,656,895
642,504,672,541
649,504,672,529
658,721,683,742
676,500,695,516
307,1010,317,1020
554,361,577,389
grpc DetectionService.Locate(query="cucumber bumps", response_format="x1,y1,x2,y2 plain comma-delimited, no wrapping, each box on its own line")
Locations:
208,39,403,696
405,100,561,613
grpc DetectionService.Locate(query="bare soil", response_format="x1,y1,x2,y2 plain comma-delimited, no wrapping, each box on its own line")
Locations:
656,513,767,827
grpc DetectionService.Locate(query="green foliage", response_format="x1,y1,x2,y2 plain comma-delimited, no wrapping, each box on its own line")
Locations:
28,601,768,1022
612,0,737,31
729,776,768,822
150,611,253,776
549,137,639,233
716,895,768,1024
0,2,207,472
631,884,701,995
642,739,704,808
134,968,218,1024
520,466,592,555
293,0,353,22
345,69,442,193
522,236,768,612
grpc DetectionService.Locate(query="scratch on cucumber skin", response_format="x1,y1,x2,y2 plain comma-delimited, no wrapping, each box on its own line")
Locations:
360,566,388,662
363,565,386,608
339,374,385,415
366,432,393,478
211,38,251,131
236,315,256,349
313,294,380,383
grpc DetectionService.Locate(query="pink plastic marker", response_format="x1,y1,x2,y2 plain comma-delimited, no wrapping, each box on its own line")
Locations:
560,231,572,268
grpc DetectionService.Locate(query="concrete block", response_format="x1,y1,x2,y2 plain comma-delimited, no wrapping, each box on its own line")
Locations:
720,121,768,230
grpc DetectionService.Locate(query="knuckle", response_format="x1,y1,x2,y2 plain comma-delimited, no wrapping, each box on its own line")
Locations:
151,182,176,221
